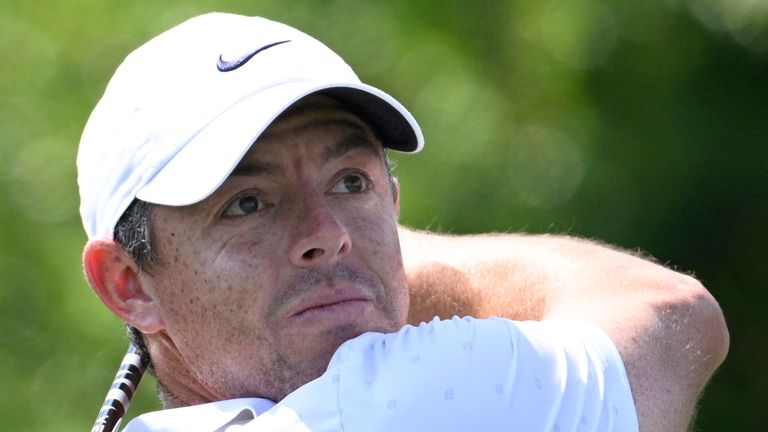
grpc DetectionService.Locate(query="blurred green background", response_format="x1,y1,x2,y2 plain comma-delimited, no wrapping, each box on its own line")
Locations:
1,0,765,430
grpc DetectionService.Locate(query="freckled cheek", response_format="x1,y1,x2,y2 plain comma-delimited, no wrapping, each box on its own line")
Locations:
345,208,402,267
150,232,207,319
150,246,239,331
153,218,286,334
159,266,267,347
201,236,283,312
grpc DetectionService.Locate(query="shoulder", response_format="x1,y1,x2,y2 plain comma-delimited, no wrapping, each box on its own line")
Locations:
278,317,639,431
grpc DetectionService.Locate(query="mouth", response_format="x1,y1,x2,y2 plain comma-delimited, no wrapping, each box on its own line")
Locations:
287,291,375,322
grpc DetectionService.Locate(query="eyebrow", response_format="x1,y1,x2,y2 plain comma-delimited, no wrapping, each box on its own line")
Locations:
230,160,285,178
321,123,381,164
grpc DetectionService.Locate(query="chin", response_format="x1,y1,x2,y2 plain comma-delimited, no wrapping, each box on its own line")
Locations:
306,322,379,366
334,317,402,340
270,321,402,401
324,322,372,349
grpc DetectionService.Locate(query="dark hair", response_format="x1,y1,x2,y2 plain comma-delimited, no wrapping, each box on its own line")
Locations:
113,199,157,371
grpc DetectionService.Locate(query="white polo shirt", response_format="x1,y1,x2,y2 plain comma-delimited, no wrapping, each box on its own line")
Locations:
124,317,638,431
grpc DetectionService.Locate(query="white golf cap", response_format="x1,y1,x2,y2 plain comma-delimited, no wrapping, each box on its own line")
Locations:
78,12,423,240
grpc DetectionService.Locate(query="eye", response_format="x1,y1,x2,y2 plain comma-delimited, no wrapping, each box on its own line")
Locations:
330,172,369,194
223,193,264,217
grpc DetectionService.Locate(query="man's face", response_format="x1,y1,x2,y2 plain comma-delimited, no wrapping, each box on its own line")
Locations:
140,96,409,401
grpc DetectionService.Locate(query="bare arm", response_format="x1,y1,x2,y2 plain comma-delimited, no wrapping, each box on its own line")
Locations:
399,226,729,432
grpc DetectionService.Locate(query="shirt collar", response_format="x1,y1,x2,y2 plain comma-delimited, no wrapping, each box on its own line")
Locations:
123,398,277,432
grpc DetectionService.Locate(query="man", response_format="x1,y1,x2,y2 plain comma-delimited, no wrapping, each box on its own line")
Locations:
77,12,728,432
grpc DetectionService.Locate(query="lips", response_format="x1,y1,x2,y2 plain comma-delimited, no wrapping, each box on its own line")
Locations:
286,289,374,321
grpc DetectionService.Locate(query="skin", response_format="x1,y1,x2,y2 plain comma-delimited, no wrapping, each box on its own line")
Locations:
84,96,409,403
400,229,729,432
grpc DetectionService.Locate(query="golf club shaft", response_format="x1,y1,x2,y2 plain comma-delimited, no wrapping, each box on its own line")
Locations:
91,343,148,432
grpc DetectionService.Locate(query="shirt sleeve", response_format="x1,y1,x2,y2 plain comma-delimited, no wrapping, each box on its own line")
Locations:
238,316,639,432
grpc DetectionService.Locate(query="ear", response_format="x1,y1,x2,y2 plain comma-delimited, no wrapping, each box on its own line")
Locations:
82,239,165,333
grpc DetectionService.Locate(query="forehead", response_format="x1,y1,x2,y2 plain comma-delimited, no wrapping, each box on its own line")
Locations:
262,94,379,141
237,94,385,164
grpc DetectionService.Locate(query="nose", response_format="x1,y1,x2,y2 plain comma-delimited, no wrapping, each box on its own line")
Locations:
289,196,352,268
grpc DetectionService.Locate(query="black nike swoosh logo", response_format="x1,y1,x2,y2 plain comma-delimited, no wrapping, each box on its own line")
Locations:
216,40,291,72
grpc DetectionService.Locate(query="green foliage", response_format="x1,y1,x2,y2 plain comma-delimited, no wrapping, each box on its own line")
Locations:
1,0,765,429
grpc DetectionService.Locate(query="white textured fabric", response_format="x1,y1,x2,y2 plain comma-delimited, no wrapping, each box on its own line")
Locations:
123,317,638,431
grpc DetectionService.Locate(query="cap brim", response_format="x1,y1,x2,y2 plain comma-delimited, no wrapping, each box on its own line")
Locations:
136,80,423,207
